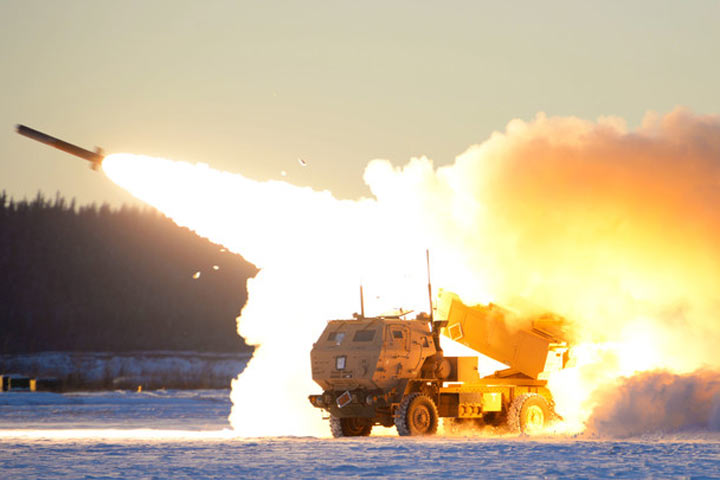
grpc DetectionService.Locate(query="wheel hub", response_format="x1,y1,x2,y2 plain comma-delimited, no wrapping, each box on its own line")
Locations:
525,405,545,433
412,406,430,431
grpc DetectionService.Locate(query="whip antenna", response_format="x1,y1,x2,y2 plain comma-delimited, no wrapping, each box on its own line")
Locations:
359,284,366,318
426,249,434,321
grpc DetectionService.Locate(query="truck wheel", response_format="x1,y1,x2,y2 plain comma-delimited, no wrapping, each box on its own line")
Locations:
395,393,438,436
507,393,551,435
329,415,373,437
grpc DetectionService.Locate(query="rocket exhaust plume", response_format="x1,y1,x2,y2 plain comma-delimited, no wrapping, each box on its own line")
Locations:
101,107,720,436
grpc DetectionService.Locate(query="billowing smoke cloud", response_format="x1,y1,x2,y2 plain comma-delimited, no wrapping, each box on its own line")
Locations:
103,108,720,436
368,109,720,345
586,370,720,437
366,108,720,431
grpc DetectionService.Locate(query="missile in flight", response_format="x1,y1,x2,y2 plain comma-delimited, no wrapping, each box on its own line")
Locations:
16,124,105,171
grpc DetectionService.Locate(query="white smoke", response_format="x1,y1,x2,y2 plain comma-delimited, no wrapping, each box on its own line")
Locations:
586,370,720,437
102,107,720,437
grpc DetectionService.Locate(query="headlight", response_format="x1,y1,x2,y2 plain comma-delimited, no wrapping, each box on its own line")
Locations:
335,356,346,370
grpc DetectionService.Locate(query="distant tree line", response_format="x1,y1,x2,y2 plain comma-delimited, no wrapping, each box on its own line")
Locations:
0,191,257,354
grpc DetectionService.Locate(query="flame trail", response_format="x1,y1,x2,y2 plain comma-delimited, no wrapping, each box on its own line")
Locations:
103,108,720,436
102,157,436,436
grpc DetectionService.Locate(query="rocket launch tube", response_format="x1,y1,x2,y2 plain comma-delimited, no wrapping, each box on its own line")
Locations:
16,124,104,169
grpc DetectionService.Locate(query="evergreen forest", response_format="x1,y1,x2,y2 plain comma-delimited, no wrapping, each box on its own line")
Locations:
0,192,256,354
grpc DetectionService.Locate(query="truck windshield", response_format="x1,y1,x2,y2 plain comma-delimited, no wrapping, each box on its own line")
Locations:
352,330,375,342
327,332,345,345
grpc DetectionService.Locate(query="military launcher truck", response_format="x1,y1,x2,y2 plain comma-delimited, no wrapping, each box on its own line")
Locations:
309,290,570,437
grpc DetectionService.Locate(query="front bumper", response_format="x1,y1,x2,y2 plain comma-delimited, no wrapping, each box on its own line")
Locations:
308,390,385,418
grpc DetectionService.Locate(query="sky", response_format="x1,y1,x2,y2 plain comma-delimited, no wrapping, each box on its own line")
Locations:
1,1,719,207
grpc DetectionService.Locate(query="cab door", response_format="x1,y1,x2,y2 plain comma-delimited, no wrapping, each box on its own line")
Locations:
385,325,410,377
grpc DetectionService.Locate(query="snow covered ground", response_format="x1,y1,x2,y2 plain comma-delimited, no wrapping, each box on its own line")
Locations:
0,389,230,430
1,389,719,479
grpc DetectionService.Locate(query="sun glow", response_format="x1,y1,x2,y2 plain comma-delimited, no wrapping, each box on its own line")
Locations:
102,108,720,437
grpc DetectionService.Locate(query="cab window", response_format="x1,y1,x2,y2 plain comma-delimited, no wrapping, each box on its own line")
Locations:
353,330,375,342
386,326,409,351
327,332,345,345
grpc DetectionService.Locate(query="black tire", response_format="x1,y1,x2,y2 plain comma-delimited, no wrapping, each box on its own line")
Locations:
507,393,551,435
329,415,373,437
394,393,439,436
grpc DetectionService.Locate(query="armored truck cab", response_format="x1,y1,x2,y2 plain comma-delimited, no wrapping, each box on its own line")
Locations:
309,317,439,435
